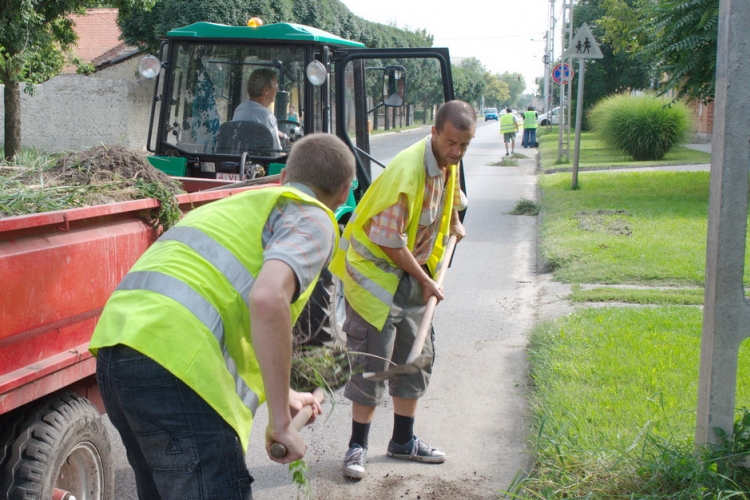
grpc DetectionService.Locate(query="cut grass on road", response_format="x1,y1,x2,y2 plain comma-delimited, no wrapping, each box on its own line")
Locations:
538,170,750,287
536,126,711,172
509,307,750,497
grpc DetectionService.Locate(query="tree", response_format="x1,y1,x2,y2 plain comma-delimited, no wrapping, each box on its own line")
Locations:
566,0,653,127
499,72,525,108
638,0,718,103
118,0,434,54
483,72,510,109
0,0,155,161
452,58,485,108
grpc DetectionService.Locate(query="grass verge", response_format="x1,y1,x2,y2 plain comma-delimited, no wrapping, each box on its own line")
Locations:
571,285,705,305
537,170,750,286
508,307,750,498
536,126,711,172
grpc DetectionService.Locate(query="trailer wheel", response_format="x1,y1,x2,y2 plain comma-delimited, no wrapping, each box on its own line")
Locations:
1,392,114,500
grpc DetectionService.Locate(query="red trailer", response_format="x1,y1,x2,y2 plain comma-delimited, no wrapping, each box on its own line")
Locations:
0,179,261,499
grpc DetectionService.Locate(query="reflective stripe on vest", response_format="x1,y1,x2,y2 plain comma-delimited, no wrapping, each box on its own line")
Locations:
116,225,262,416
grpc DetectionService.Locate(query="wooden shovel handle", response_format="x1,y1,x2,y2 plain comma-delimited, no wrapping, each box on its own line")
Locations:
269,387,326,459
405,235,458,365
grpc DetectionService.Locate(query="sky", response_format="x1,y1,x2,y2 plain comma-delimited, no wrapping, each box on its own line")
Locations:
339,0,562,95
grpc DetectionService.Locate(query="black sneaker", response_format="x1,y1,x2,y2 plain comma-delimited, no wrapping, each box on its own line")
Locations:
386,436,446,463
343,444,367,478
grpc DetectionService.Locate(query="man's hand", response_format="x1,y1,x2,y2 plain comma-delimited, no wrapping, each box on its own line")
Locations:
289,389,323,425
419,276,444,304
264,389,323,464
450,216,466,243
265,423,306,464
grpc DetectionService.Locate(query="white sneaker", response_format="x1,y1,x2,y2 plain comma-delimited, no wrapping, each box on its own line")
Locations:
343,444,367,478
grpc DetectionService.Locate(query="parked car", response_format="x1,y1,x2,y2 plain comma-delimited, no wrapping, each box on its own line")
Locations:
484,108,499,121
538,106,560,126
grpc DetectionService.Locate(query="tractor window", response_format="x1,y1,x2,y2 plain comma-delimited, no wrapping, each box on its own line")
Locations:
164,42,306,157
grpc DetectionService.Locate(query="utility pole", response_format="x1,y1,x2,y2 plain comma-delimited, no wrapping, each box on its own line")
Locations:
557,0,573,163
696,0,750,448
543,0,556,121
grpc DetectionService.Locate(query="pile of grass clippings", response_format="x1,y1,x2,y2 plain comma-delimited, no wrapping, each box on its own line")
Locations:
291,345,354,394
0,145,185,228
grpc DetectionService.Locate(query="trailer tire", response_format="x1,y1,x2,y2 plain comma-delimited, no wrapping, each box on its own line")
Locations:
1,392,114,500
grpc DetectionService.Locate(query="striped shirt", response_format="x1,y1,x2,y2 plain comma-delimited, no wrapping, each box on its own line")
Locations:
367,136,462,265
263,183,335,300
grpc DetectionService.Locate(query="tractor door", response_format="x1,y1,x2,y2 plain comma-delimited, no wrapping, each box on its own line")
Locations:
331,48,463,205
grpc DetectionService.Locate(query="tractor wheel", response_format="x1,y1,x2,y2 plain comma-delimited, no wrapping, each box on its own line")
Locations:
0,392,114,500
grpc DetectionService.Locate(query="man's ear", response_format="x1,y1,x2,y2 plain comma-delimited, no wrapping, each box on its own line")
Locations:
335,181,350,207
279,169,287,184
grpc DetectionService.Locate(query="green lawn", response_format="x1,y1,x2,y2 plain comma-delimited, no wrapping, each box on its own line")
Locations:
537,126,711,172
537,170,750,286
512,307,750,497
516,135,750,498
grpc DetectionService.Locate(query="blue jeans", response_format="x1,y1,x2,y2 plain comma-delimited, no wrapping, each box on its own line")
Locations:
522,128,537,148
96,345,254,500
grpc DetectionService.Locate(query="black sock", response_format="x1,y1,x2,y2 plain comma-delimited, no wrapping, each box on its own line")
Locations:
349,420,371,449
391,414,415,445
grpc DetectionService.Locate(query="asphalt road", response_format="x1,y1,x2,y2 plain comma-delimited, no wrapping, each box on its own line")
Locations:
105,119,538,499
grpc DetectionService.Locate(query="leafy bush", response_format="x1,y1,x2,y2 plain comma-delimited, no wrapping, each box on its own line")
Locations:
588,93,693,161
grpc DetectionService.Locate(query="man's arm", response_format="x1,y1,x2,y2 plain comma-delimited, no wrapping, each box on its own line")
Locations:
249,259,321,464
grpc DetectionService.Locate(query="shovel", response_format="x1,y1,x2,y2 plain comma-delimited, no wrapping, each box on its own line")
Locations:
361,235,458,382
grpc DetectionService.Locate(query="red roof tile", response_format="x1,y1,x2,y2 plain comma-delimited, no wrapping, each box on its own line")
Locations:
65,8,140,73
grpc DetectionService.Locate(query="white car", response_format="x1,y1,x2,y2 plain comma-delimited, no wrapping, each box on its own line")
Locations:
538,107,560,126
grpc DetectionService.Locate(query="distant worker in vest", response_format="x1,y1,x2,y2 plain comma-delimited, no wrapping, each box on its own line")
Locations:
331,100,474,479
90,134,356,500
233,68,287,151
500,106,520,156
521,105,539,148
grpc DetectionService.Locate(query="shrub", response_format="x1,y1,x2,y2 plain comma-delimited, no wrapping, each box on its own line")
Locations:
588,93,693,161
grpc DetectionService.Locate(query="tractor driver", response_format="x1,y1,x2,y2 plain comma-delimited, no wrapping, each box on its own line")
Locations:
232,68,288,151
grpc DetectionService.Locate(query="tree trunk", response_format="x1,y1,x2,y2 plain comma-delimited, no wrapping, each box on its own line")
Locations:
4,80,21,161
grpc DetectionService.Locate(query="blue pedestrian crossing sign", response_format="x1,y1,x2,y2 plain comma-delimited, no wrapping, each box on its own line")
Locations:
552,63,573,84
563,23,603,59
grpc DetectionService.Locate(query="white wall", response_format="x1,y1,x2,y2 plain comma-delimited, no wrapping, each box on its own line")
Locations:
0,60,155,153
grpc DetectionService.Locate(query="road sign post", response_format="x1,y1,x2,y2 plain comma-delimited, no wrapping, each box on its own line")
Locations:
561,22,603,189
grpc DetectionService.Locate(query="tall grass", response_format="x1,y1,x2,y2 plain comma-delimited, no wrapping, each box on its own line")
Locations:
588,94,693,161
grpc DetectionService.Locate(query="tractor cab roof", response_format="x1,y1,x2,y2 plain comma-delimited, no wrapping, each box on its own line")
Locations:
165,22,365,48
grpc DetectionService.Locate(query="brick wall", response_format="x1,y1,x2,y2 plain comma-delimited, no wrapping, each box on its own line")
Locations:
688,100,714,143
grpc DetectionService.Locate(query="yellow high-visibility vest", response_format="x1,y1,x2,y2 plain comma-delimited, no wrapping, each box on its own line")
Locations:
500,113,517,133
524,111,539,129
330,138,455,330
90,186,336,452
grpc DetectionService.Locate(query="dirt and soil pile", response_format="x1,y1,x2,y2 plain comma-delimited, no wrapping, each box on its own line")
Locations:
0,145,184,219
